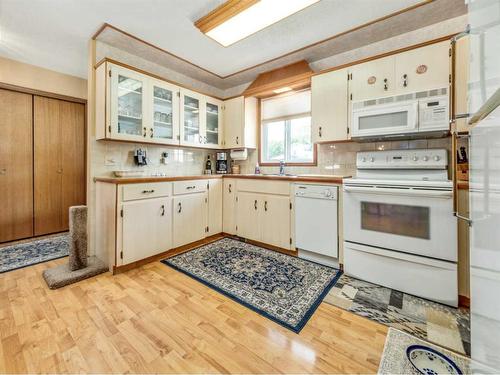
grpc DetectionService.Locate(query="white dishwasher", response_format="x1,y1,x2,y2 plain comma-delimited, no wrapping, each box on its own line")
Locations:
294,184,338,267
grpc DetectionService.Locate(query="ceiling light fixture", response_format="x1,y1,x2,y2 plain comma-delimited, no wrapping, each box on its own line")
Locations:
195,0,320,47
273,86,293,94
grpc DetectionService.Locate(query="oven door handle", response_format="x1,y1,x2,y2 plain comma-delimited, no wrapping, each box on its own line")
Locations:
343,185,453,198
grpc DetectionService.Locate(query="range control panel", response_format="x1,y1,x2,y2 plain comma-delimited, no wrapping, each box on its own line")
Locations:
356,149,448,169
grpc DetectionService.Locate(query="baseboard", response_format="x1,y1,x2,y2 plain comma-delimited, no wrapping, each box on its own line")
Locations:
459,295,470,308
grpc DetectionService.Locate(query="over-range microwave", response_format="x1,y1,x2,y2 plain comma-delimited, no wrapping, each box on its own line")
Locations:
351,88,449,139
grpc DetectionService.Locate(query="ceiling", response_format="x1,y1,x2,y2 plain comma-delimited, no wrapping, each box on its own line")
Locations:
0,0,433,81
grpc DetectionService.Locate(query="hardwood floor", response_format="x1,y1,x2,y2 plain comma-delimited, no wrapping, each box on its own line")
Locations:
0,257,388,373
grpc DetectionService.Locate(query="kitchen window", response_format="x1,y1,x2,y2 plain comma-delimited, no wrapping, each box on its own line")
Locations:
261,90,314,165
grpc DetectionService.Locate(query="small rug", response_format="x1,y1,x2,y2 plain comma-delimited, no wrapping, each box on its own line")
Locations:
0,234,69,273
324,274,470,355
162,238,342,332
378,328,470,374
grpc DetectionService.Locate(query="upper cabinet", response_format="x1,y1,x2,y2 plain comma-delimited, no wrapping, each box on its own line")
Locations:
222,96,258,149
96,62,224,149
349,41,450,102
311,68,349,143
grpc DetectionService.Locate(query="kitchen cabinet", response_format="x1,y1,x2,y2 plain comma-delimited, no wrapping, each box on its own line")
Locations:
222,178,236,234
394,41,450,94
122,198,172,264
151,79,180,145
453,36,470,133
208,178,223,235
0,89,33,242
34,96,86,235
236,192,261,241
172,193,208,247
349,55,395,101
222,96,258,149
205,98,223,148
311,68,349,142
260,194,291,249
180,88,204,147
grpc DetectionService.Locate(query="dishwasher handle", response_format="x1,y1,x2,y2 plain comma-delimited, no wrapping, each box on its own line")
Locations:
343,185,453,198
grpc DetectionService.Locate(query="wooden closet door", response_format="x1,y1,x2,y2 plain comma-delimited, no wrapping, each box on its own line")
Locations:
34,97,85,235
0,89,33,242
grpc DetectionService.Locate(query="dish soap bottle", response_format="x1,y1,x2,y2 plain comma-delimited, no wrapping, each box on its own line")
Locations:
205,155,212,175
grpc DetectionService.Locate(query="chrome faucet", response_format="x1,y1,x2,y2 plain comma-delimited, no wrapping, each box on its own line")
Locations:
279,160,285,176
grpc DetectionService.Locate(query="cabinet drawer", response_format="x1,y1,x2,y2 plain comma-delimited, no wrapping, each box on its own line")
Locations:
237,179,290,195
122,182,172,201
173,180,208,195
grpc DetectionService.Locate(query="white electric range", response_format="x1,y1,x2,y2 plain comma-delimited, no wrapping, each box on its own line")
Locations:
343,148,458,306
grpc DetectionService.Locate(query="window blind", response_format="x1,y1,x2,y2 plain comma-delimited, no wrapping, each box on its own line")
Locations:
261,90,311,121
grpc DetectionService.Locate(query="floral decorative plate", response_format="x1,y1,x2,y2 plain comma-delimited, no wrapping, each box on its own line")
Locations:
406,345,463,375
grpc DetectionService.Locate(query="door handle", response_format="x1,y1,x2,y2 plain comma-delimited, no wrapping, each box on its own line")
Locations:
254,200,257,210
319,126,322,137
384,78,388,91
178,202,182,213
454,212,472,227
160,204,165,216
403,74,408,88
264,201,268,211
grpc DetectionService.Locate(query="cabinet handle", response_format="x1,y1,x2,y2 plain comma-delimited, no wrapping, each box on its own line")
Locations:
403,74,408,88
264,201,268,211
142,189,155,194
150,128,154,138
186,186,196,190
319,126,322,137
0,168,6,175
56,168,63,174
198,135,202,143
236,136,239,145
178,202,182,213
228,184,232,193
143,127,147,137
254,200,257,210
160,205,165,216
384,78,388,91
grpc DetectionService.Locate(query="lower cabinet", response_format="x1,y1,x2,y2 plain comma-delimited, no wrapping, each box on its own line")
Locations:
223,178,236,234
172,192,207,248
236,191,292,250
208,178,223,236
122,197,172,264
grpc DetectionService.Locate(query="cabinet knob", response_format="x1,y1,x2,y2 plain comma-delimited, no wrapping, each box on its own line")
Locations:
56,168,63,174
0,168,6,175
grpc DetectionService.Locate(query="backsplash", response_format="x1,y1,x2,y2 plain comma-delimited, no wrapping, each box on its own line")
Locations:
91,138,216,178
234,137,452,177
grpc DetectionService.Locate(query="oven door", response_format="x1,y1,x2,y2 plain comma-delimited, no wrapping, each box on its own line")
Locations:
343,184,457,261
351,101,418,138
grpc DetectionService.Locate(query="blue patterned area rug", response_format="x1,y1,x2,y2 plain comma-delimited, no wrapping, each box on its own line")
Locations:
0,234,69,273
162,237,342,333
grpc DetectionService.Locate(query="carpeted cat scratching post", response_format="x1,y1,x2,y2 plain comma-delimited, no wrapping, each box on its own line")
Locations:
43,206,108,289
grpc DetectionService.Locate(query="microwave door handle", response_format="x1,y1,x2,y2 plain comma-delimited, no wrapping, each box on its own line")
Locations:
343,185,452,198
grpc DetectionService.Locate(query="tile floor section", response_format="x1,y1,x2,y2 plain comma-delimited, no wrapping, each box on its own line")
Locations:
324,275,470,356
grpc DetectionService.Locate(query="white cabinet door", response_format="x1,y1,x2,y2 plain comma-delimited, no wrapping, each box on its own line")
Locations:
208,178,223,235
150,79,180,145
180,89,205,147
204,98,223,148
223,96,244,148
312,68,349,142
394,41,450,94
172,193,207,247
121,198,172,265
236,192,261,241
349,55,395,101
261,195,291,250
109,64,149,142
223,179,236,234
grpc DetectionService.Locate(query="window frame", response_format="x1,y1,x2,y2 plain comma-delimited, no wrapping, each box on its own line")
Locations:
259,110,317,166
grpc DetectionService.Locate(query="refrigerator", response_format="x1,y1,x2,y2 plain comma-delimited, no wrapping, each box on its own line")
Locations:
467,0,500,372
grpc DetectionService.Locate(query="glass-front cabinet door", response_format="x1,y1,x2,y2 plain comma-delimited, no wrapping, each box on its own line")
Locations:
205,99,223,148
110,65,147,141
180,89,204,146
151,80,179,145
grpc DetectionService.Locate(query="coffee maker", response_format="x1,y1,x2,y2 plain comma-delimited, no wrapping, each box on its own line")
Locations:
216,152,228,174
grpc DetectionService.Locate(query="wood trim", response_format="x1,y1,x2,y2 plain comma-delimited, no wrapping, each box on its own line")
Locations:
194,0,259,34
90,1,437,81
96,136,225,151
244,238,297,257
95,57,224,101
0,82,87,104
459,295,470,308
312,34,455,77
113,233,226,274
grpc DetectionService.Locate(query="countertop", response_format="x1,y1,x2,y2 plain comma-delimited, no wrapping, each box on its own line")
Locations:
94,174,349,184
